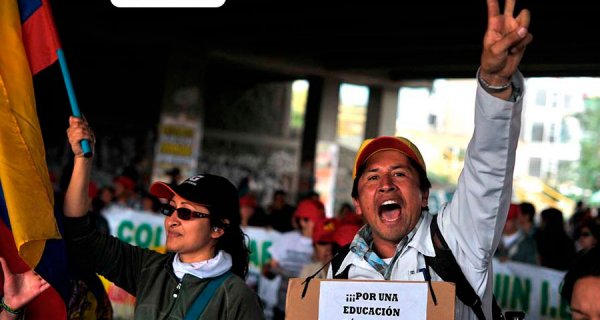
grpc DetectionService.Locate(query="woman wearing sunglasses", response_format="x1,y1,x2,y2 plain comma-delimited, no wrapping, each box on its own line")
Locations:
63,116,264,319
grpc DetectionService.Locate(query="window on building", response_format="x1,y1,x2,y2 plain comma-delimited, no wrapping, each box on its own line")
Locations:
396,86,431,132
560,118,572,143
290,80,308,132
551,92,560,107
564,94,572,109
428,114,437,128
535,90,546,106
337,83,369,150
529,157,542,177
549,123,556,143
531,123,544,142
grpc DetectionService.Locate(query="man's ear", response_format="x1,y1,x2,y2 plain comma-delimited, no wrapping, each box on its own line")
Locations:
352,198,363,216
421,190,430,208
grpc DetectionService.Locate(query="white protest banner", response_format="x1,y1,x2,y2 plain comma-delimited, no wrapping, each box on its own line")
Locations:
243,226,282,272
102,205,167,252
318,281,428,320
492,258,568,320
242,226,283,313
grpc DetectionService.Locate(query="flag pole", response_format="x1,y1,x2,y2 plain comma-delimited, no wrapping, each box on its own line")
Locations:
56,48,92,158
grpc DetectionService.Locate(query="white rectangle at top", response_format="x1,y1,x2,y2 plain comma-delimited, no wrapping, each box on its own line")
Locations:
111,0,225,8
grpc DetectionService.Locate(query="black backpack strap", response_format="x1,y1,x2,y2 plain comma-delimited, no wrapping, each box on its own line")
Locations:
425,215,504,320
330,244,351,279
301,244,351,298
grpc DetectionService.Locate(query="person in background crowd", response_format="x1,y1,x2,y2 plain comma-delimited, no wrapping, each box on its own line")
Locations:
326,0,533,318
63,117,264,319
97,186,115,209
570,201,592,239
518,201,538,237
264,198,325,320
537,207,576,270
336,202,364,227
166,167,182,188
305,190,321,202
574,219,600,252
495,204,538,264
300,218,337,279
245,193,270,227
239,195,258,227
0,257,50,320
112,175,141,210
237,193,268,293
560,246,600,320
141,192,161,213
267,189,295,233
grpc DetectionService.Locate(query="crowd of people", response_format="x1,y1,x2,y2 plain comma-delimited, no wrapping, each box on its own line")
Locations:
495,201,599,271
50,160,600,319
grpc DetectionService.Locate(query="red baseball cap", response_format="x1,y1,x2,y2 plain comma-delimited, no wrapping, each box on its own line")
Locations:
333,223,361,247
88,181,99,199
239,195,257,208
113,175,135,191
340,211,364,226
294,199,326,223
353,136,426,179
507,203,520,221
312,218,337,244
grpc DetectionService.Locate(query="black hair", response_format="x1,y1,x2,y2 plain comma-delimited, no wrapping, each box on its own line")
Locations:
540,207,565,232
575,219,600,242
142,192,162,212
273,189,287,197
519,202,536,222
351,156,431,199
560,246,600,304
209,204,249,279
211,215,250,279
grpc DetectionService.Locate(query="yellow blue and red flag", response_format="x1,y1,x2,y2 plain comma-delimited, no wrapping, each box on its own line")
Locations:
0,0,68,318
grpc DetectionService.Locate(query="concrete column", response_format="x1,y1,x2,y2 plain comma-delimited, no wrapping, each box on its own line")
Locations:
153,52,208,182
298,76,340,198
364,86,399,138
317,78,342,142
161,52,208,117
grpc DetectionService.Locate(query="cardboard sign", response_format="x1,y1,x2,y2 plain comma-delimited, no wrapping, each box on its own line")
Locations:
319,280,428,319
286,278,455,320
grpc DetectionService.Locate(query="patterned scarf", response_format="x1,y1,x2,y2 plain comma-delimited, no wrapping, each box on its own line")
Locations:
349,213,424,279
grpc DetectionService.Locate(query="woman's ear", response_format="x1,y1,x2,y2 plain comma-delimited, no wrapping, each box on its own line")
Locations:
211,226,225,239
210,218,230,239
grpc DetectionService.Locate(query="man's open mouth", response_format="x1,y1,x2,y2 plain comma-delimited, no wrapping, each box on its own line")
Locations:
379,200,401,223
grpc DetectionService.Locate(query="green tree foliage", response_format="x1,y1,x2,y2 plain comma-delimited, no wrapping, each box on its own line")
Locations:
577,97,600,191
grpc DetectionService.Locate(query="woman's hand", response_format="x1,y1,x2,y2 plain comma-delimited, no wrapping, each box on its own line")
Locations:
66,116,95,158
0,257,50,312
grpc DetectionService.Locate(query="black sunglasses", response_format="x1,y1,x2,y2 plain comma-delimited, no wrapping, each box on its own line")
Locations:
160,204,210,220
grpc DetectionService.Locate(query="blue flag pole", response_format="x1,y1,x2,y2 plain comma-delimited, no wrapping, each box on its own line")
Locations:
56,48,92,158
